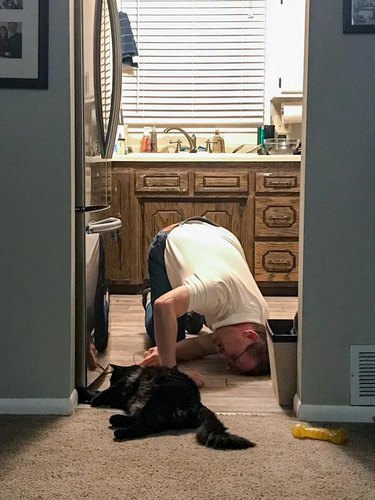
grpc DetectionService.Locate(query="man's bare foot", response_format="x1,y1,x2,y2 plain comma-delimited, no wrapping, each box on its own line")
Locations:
87,341,98,371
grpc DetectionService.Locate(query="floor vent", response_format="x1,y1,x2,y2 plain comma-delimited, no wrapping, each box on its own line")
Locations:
350,345,375,406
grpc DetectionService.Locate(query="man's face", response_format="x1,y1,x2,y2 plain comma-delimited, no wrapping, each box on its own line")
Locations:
212,324,259,373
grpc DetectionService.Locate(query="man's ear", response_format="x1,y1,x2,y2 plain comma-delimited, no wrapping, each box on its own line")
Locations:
242,329,260,344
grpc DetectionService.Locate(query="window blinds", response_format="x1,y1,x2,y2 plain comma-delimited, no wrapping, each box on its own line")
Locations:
118,0,266,132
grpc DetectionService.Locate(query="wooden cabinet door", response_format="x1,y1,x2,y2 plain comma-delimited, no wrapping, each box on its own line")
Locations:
141,200,247,280
103,171,131,283
192,199,253,271
142,201,190,279
191,201,243,245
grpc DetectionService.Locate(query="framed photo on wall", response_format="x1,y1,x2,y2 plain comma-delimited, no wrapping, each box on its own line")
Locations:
0,0,48,88
344,0,375,33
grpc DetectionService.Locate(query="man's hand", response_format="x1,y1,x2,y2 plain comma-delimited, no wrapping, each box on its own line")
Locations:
139,347,205,387
180,369,205,388
139,346,160,367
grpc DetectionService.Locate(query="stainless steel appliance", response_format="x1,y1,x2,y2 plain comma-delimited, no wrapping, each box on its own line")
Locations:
74,0,122,386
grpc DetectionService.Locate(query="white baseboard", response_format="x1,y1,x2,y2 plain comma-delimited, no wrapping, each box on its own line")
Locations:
0,389,78,415
294,395,375,423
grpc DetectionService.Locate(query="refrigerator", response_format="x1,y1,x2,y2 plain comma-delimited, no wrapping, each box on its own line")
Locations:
74,0,122,387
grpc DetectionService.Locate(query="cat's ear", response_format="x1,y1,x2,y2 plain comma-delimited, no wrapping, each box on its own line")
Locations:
109,363,119,371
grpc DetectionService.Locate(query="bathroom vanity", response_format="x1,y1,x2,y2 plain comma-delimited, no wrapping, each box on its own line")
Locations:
103,154,301,296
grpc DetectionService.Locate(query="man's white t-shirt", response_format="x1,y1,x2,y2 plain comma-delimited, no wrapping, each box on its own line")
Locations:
164,220,269,331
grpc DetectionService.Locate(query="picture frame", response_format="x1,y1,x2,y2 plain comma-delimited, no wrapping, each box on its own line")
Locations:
343,0,375,33
0,0,48,89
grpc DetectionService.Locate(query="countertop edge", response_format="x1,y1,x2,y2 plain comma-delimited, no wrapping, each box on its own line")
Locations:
111,154,301,163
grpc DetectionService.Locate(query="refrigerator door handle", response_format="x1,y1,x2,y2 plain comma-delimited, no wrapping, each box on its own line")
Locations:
86,217,122,234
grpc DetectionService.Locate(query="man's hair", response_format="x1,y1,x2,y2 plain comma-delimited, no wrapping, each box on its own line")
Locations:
243,329,270,376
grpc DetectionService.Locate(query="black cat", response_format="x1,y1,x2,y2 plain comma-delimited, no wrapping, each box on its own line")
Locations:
78,364,255,450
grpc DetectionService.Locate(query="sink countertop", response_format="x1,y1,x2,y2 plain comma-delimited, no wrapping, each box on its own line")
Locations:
111,153,301,162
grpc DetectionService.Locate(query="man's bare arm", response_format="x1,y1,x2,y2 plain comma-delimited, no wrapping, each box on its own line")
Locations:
148,285,217,368
176,334,217,361
153,285,190,367
140,333,216,387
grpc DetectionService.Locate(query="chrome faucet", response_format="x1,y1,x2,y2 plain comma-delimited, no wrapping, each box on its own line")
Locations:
164,127,197,153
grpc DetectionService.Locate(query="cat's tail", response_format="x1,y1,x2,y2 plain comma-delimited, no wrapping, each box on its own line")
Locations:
195,404,255,450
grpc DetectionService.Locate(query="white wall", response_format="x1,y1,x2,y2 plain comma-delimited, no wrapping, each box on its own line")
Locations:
0,0,75,411
297,0,375,422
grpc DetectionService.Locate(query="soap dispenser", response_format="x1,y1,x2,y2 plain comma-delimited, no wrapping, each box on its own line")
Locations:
150,125,158,152
211,129,225,153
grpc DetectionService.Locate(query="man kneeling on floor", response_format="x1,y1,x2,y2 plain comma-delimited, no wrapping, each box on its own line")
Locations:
140,217,270,385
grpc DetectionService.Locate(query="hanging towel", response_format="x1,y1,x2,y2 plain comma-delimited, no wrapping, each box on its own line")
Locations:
119,11,138,68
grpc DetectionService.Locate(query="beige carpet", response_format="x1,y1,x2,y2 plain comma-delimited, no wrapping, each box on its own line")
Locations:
0,410,374,500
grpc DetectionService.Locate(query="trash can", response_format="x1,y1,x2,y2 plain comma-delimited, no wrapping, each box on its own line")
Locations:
266,319,297,406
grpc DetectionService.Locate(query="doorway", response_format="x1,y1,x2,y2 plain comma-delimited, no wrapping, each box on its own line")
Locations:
88,294,298,412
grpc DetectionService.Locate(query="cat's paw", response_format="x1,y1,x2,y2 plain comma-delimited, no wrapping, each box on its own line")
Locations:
114,427,128,440
76,387,98,404
90,395,103,407
109,414,130,428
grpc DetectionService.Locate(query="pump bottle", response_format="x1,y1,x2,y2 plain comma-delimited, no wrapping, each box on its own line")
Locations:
150,125,158,152
211,129,225,153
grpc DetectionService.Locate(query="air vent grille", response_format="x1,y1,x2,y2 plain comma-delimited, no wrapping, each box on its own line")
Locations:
350,345,375,406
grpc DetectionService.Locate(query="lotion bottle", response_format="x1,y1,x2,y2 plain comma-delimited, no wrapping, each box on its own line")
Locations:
141,127,151,152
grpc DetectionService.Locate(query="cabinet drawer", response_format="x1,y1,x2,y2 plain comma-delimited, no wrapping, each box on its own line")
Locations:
255,242,298,282
255,196,299,238
135,171,189,194
255,172,300,193
194,171,248,194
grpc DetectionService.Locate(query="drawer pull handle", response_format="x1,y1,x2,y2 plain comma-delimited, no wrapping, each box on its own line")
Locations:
270,215,290,220
269,259,290,265
267,180,294,187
